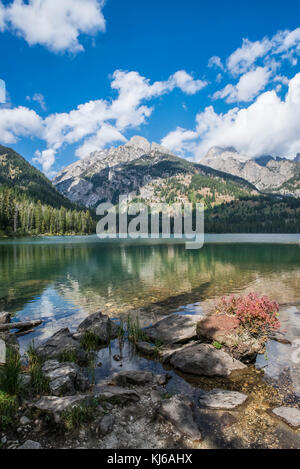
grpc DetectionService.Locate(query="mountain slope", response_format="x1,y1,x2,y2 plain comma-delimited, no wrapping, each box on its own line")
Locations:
201,146,300,197
53,136,258,209
0,145,80,209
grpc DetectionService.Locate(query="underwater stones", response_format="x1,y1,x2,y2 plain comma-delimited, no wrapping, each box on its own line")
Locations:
110,370,169,387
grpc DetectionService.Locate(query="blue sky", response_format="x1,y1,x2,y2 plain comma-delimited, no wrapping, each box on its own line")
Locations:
1,0,300,176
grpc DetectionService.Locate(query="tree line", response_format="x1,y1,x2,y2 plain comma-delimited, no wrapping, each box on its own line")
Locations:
0,187,95,237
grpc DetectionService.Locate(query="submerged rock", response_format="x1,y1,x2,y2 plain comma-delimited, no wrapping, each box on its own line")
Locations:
93,384,140,404
272,407,300,428
73,311,119,344
196,314,266,362
136,341,157,356
169,343,246,377
42,360,89,396
35,328,87,364
111,370,168,387
199,389,248,409
159,395,202,441
145,314,202,345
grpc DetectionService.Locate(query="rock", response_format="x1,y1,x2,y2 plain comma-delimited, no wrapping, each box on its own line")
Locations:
20,374,31,388
169,343,246,377
111,370,167,387
18,440,42,449
145,314,202,345
196,314,266,363
272,407,300,428
199,389,248,409
20,416,31,426
0,312,11,324
73,311,119,344
151,390,163,403
31,395,91,416
35,328,87,364
0,331,20,352
42,360,89,396
1,436,7,445
97,414,115,435
159,395,202,441
136,341,157,356
113,354,121,362
94,385,140,405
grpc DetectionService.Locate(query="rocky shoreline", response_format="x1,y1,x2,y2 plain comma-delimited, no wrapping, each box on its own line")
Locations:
0,310,300,449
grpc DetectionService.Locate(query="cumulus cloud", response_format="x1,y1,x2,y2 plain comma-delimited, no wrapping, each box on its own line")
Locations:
227,38,272,75
213,67,272,103
0,69,206,174
0,0,106,53
0,106,42,143
161,128,198,155
163,73,300,160
208,56,224,71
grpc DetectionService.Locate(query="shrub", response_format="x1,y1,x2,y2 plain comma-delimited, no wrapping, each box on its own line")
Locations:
0,347,22,395
0,391,17,429
217,293,280,335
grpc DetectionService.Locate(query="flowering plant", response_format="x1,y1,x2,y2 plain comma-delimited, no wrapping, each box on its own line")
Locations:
217,293,280,335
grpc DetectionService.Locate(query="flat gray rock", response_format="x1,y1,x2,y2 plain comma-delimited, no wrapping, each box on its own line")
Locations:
145,314,202,345
31,394,90,414
35,328,87,364
272,407,300,428
160,395,202,441
42,360,89,396
199,389,248,409
111,370,168,387
18,440,42,449
169,343,246,377
73,311,119,344
94,384,140,404
97,414,115,435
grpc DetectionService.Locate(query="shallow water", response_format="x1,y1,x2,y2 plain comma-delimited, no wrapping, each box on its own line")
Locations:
0,234,300,399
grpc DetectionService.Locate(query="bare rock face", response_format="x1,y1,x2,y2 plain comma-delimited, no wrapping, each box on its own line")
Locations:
199,389,248,409
96,414,115,435
73,311,119,344
169,343,246,377
272,407,300,428
144,314,202,345
35,328,87,364
201,146,300,197
196,314,266,363
18,440,42,449
159,395,202,441
42,360,89,396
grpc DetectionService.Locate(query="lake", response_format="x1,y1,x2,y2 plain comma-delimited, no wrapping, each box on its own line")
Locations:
1,234,300,400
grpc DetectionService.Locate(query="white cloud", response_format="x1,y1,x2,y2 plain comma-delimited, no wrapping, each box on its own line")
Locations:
227,38,272,75
0,69,206,174
26,93,47,111
1,0,106,53
208,56,224,71
0,106,42,143
213,67,272,103
161,128,198,155
163,73,300,160
0,2,5,31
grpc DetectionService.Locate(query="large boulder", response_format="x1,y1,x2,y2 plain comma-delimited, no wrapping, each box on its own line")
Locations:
73,311,119,344
199,389,248,409
159,395,202,441
35,328,87,364
169,343,246,377
144,314,202,345
197,314,266,363
42,360,89,396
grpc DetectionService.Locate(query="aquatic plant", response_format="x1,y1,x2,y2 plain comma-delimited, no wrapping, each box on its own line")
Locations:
80,331,100,351
217,293,280,335
126,315,147,344
58,348,78,363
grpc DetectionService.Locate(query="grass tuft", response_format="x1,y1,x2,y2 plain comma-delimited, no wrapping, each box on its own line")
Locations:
0,391,17,430
0,347,22,395
26,342,50,395
80,331,100,351
61,399,99,430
